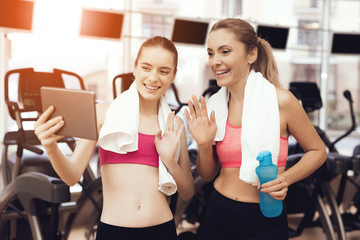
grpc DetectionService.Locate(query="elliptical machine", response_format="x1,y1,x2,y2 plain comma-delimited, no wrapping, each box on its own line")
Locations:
287,81,360,240
0,68,102,240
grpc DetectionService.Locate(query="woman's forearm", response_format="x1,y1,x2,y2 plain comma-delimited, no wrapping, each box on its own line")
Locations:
45,139,97,186
282,148,327,186
197,145,220,182
167,162,194,201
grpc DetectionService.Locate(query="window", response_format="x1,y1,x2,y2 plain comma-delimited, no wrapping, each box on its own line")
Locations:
221,0,242,16
142,14,171,38
297,20,321,48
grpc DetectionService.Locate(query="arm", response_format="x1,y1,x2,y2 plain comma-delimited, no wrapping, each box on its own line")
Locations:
196,143,220,182
185,96,220,182
261,89,327,200
155,113,194,201
34,103,108,186
168,118,195,201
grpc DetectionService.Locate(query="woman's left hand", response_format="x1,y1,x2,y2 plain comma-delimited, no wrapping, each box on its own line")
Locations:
154,112,184,169
259,175,288,200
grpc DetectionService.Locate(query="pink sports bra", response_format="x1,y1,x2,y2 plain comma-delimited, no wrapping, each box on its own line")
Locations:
99,132,159,168
216,120,288,168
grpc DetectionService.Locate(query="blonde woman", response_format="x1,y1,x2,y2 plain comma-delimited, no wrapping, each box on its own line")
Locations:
185,18,326,240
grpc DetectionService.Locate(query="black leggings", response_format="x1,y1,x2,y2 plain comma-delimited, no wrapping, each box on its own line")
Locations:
200,189,289,240
96,219,177,240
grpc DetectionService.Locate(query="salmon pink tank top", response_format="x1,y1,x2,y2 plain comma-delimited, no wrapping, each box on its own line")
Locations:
216,120,288,168
99,132,159,167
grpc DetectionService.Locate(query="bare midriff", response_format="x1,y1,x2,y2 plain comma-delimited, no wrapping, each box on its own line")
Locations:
214,166,286,202
100,163,173,227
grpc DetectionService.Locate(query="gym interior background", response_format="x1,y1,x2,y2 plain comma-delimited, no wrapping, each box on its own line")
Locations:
1,0,360,239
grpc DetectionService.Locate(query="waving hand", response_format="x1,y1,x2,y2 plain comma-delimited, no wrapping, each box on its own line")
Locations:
185,95,217,147
154,112,184,167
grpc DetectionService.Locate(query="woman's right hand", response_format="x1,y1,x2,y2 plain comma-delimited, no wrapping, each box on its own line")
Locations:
185,95,217,147
34,106,65,150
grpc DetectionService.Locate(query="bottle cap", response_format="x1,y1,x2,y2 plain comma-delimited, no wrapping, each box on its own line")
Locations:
256,150,272,166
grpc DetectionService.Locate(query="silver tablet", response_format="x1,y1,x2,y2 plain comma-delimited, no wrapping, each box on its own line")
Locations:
41,86,98,140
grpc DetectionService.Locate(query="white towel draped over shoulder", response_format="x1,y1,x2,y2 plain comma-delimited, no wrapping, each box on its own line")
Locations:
207,70,280,186
98,81,180,196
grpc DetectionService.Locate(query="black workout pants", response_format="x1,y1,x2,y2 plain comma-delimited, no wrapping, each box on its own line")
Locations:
200,189,289,240
96,219,177,240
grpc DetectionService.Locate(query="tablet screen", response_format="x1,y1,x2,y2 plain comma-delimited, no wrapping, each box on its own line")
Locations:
41,87,98,140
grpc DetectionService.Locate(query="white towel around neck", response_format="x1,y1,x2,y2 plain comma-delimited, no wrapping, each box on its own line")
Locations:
207,70,280,186
98,81,180,196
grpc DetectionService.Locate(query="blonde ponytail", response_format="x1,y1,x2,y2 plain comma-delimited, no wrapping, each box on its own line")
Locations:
252,38,280,87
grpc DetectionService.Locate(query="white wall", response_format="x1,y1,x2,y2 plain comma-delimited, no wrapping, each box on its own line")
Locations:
0,32,11,149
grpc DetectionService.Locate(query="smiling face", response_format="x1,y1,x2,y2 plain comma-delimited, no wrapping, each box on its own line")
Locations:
134,46,176,104
207,28,257,88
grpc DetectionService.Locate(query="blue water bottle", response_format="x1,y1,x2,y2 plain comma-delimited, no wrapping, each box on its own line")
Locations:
255,150,283,218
